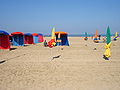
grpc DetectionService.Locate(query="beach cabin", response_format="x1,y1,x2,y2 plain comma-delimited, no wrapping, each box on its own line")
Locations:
55,31,69,46
32,33,39,44
11,32,24,46
0,30,10,49
24,33,34,44
38,33,44,43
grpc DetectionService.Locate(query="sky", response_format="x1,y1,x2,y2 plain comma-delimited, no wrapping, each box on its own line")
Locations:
0,0,120,35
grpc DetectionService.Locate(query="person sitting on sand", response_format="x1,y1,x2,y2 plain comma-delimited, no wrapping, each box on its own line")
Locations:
44,40,48,47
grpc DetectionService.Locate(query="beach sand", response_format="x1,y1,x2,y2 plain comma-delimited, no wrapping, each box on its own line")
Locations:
0,37,120,90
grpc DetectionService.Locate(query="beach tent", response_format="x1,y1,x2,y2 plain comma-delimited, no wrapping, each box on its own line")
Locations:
24,33,34,44
0,30,10,49
11,32,24,46
38,33,44,42
32,33,39,44
55,31,69,46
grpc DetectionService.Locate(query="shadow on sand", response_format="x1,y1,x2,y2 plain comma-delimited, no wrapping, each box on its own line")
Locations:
10,48,17,51
0,60,6,64
24,45,29,47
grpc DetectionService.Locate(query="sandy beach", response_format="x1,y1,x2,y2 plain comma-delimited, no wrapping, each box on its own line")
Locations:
0,37,120,90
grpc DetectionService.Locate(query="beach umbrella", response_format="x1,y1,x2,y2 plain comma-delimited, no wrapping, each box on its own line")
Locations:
51,27,55,40
56,33,62,46
55,31,69,59
84,32,88,40
103,26,111,60
93,30,99,43
56,32,62,57
48,27,56,60
94,29,98,38
115,32,118,37
85,32,87,37
113,32,118,41
106,26,111,44
48,27,56,48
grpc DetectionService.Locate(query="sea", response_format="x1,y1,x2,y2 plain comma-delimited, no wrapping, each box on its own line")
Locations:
44,34,115,37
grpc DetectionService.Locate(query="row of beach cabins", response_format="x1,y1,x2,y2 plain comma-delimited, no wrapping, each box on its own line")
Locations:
0,29,70,50
0,30,44,50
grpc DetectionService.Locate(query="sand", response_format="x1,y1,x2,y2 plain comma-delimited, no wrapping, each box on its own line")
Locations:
0,37,120,90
